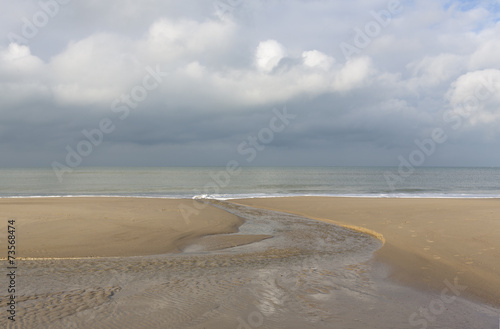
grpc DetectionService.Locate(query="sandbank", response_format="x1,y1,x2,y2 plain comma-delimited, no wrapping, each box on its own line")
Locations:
0,197,249,258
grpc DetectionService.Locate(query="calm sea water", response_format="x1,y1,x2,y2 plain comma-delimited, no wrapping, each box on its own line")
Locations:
0,167,499,199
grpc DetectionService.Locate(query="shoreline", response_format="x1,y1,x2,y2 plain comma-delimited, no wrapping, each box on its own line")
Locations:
1,193,500,199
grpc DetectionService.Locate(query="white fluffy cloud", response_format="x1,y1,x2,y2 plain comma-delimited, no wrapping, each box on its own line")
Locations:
0,20,378,111
255,39,287,73
302,50,334,70
0,43,44,78
446,69,500,126
333,57,373,92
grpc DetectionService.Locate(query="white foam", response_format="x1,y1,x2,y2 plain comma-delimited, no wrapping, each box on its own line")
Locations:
1,192,499,200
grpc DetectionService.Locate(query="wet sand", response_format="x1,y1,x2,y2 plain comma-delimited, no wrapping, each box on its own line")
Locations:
0,197,499,328
233,197,500,308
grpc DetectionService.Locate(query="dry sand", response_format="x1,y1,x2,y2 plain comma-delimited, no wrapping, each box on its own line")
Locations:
233,197,500,308
0,197,253,258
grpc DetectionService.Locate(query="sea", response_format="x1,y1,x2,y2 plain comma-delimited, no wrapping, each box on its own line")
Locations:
1,166,499,199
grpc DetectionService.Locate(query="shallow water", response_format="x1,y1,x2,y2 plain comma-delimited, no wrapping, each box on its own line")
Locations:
3,202,498,328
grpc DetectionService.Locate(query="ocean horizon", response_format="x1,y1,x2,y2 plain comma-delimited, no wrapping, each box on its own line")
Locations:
1,166,499,199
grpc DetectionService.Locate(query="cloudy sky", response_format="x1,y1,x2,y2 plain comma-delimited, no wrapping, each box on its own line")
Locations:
1,0,500,168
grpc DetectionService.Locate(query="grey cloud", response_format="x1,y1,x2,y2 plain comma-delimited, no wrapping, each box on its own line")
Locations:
1,0,500,168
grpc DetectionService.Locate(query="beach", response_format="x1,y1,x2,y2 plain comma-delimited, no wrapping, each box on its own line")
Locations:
1,197,499,328
234,197,500,308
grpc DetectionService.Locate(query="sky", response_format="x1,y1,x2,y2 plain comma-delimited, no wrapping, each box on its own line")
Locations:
1,0,500,169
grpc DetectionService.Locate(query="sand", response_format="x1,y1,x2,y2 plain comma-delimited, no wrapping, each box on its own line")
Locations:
233,197,500,308
0,197,260,258
1,197,499,328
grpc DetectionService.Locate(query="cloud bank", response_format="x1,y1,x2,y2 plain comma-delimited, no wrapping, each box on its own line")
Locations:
1,0,500,168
